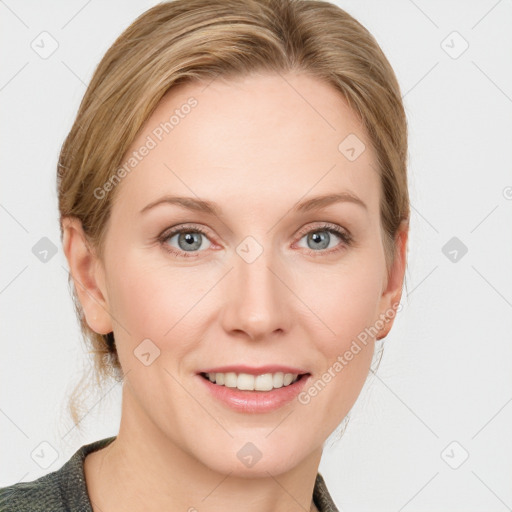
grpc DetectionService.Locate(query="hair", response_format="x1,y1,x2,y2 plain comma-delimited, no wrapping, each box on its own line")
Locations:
57,0,409,428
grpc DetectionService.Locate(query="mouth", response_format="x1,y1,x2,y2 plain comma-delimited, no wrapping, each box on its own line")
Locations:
197,367,312,413
199,371,310,392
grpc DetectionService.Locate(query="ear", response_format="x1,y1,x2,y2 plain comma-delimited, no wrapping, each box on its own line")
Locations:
376,219,409,340
61,217,113,335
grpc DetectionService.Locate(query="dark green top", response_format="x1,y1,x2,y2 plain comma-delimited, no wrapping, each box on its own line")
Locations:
0,436,339,511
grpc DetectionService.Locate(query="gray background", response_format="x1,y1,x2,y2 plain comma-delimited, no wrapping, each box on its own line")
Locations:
1,0,511,510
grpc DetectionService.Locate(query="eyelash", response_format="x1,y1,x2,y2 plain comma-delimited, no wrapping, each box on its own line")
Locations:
157,222,353,259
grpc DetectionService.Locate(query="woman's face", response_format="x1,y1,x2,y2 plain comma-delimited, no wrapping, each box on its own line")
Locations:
88,72,406,475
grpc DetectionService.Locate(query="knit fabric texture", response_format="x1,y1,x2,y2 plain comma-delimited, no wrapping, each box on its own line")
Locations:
0,436,339,511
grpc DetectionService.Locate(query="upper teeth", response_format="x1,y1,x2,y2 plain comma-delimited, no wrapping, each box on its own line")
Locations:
205,372,299,391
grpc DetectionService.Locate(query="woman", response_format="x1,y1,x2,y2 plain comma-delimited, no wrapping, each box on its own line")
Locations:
0,0,409,510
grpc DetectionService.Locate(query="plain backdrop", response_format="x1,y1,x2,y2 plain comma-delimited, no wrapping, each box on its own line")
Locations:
1,1,511,510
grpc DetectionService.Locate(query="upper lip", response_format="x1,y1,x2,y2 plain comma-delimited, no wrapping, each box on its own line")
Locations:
198,365,309,376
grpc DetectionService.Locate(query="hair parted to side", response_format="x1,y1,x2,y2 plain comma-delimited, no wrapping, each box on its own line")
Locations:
57,0,409,428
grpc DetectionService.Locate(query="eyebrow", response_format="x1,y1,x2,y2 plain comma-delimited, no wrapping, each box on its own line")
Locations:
139,192,367,216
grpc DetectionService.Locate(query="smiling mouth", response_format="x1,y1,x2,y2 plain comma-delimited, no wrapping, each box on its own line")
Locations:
199,371,309,392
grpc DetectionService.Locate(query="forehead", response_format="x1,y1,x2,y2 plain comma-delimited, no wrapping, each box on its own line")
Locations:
113,72,380,217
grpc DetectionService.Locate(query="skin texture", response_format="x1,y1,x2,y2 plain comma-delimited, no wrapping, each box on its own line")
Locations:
63,71,408,512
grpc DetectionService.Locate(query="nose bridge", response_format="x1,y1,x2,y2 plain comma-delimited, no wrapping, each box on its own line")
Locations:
221,240,290,340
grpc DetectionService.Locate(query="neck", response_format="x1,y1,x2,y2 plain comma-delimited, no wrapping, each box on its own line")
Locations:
84,384,323,512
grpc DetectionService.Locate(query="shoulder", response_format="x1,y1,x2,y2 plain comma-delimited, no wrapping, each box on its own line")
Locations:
0,470,64,512
313,472,339,512
0,437,116,512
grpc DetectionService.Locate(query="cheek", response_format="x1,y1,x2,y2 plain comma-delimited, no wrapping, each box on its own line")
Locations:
297,258,383,354
106,255,210,365
294,268,381,439
110,268,173,336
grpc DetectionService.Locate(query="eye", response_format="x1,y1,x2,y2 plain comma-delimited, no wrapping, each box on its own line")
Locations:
158,222,353,259
295,223,352,256
158,224,212,258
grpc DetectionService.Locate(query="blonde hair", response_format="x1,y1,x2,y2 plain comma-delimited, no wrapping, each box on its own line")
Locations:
58,0,409,427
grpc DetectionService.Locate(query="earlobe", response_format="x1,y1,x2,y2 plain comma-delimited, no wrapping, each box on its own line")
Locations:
61,217,113,335
377,220,409,340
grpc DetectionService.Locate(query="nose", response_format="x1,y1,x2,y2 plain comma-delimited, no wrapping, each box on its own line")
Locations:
219,247,292,342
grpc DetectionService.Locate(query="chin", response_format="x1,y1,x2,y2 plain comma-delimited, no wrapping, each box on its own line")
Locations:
190,435,308,477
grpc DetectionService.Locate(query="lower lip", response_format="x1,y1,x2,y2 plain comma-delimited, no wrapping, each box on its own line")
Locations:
197,374,310,413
